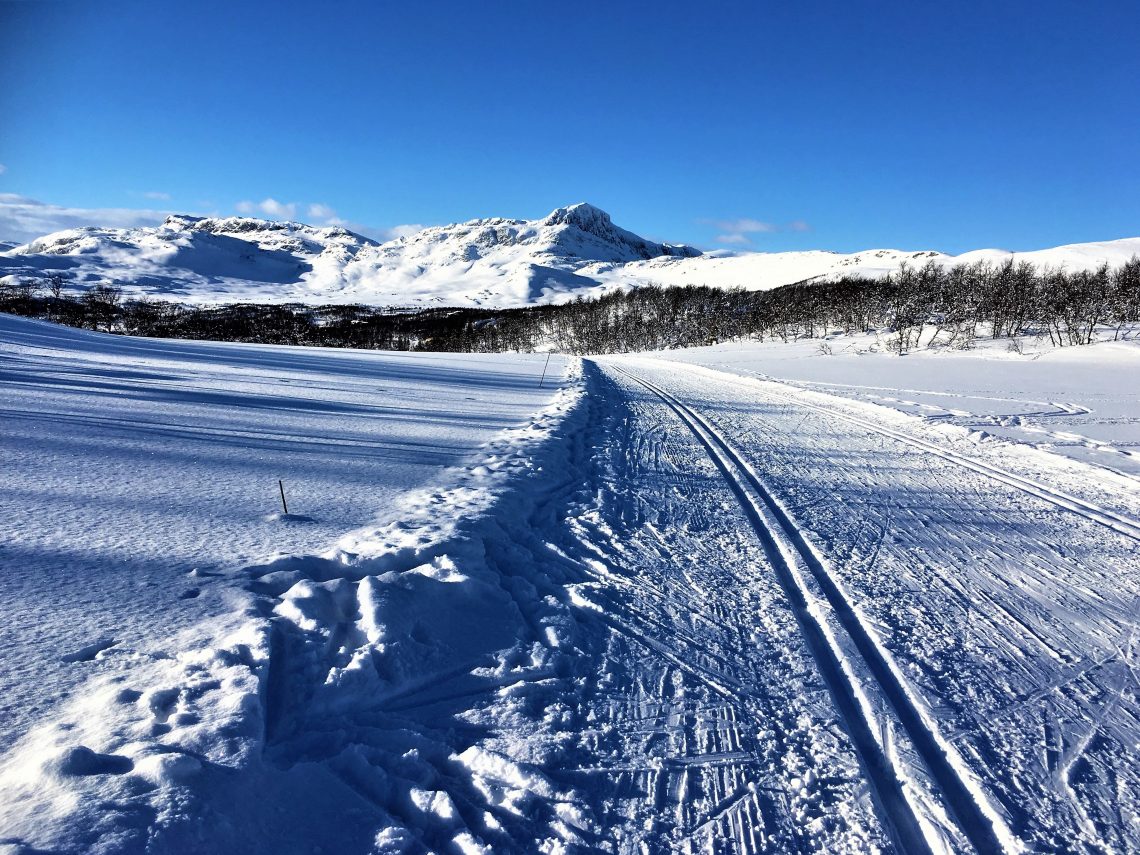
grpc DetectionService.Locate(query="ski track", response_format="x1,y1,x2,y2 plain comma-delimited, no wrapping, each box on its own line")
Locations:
606,358,1140,854
2,345,1138,853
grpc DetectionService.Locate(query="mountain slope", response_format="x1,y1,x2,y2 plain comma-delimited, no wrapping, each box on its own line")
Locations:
584,238,1140,292
2,203,1137,307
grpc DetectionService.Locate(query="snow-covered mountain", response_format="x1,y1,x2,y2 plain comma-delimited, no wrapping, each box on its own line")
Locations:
0,203,698,307
2,202,1137,307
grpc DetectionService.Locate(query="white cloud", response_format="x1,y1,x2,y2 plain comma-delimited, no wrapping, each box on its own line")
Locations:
234,198,298,220
307,203,336,220
0,194,175,245
384,224,424,240
703,216,811,246
712,218,777,234
142,191,171,200
0,164,7,175
259,198,296,219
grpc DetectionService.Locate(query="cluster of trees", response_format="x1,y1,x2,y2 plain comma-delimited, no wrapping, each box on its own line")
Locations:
2,256,1137,354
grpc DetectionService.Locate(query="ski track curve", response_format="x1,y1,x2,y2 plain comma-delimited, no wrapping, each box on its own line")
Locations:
603,357,1140,855
609,364,1017,855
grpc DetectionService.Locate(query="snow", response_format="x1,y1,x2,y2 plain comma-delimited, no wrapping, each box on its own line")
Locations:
585,237,1140,294
4,202,1134,307
0,203,698,308
639,331,1140,481
3,314,1139,853
0,314,567,756
598,356,1140,852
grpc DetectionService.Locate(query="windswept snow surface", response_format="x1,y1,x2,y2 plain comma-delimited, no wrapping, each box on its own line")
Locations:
0,314,567,755
3,318,1139,853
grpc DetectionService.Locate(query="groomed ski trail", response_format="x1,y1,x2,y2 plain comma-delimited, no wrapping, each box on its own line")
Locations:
674,363,1140,542
602,357,1140,855
609,364,1018,855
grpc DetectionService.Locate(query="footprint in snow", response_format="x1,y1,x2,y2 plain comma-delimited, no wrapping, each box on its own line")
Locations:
55,745,133,776
60,637,117,663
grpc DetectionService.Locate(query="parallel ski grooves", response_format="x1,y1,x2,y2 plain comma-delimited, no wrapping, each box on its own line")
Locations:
614,364,1019,855
610,366,934,855
720,368,1140,542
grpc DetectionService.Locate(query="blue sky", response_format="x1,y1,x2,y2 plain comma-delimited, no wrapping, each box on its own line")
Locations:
1,0,1137,252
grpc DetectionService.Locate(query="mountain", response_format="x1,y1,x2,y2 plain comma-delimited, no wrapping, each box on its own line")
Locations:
2,203,1137,307
0,215,380,303
0,203,698,307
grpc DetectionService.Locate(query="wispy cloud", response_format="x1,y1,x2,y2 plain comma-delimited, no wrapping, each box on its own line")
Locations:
714,233,753,245
0,164,7,176
142,191,171,201
307,202,337,220
0,194,176,244
703,215,811,247
710,218,778,234
235,197,298,219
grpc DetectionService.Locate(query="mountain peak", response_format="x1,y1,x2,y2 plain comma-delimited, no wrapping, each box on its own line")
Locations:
543,202,612,229
539,203,700,262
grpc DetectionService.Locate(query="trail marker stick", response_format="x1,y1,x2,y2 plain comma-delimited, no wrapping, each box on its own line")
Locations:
278,479,289,515
538,352,552,388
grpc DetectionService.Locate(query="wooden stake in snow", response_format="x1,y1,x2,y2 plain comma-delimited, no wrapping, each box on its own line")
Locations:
278,479,289,515
538,352,552,388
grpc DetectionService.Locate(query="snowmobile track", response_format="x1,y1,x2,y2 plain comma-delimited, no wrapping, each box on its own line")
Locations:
610,364,1020,855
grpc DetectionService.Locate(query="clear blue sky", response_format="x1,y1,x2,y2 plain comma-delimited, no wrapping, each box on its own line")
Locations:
1,0,1137,252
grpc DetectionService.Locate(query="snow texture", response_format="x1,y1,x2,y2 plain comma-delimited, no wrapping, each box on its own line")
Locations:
2,317,1139,853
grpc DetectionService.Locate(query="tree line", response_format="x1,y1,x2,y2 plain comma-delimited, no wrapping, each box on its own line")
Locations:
2,256,1137,354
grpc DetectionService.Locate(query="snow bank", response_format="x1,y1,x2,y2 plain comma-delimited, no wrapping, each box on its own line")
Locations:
0,313,567,756
0,360,593,854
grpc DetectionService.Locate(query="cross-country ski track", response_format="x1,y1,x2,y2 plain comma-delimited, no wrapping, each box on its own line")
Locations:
2,322,1138,855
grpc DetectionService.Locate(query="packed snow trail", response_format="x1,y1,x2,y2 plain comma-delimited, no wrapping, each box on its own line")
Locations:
609,366,1005,854
3,337,1138,853
601,358,1140,854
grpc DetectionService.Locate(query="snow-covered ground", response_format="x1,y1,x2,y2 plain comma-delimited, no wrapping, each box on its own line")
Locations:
644,332,1140,481
2,316,1138,853
585,237,1140,294
0,315,567,756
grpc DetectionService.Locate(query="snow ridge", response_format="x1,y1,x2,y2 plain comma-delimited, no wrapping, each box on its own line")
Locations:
0,203,700,308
